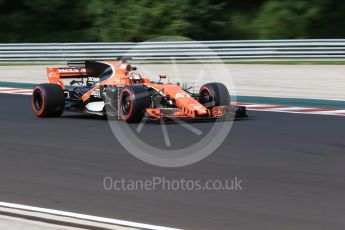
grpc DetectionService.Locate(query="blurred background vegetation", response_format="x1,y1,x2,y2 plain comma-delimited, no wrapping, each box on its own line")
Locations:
0,0,344,42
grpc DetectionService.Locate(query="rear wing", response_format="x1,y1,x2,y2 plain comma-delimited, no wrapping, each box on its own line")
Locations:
46,60,121,89
47,62,88,88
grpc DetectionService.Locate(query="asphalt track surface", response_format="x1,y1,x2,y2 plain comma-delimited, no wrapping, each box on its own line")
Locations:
0,94,345,230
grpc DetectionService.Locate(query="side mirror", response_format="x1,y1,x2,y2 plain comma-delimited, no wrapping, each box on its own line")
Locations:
132,66,137,71
159,74,167,83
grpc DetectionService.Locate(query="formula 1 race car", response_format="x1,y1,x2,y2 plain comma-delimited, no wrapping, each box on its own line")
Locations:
32,58,246,122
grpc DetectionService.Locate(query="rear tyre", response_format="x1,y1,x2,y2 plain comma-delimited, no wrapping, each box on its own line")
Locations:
32,83,65,117
199,82,230,109
119,85,150,123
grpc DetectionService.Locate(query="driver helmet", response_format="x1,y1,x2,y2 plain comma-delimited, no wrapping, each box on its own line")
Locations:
129,72,142,84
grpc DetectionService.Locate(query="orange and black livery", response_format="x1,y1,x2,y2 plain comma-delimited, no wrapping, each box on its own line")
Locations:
32,58,246,122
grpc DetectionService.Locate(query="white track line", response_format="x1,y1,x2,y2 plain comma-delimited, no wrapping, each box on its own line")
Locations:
235,102,345,116
0,201,182,230
0,87,33,95
247,107,345,116
318,109,345,114
0,214,87,230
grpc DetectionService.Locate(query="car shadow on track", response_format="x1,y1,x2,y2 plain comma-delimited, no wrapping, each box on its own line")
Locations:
60,113,107,120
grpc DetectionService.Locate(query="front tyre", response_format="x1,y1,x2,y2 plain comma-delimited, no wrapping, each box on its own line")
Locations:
199,82,230,109
119,85,150,123
32,83,65,117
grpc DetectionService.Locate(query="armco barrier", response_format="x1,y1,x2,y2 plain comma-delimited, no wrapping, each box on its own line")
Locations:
1,39,345,62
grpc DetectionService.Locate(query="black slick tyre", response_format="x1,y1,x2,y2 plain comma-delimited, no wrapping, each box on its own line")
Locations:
32,83,65,117
119,85,150,123
199,82,230,109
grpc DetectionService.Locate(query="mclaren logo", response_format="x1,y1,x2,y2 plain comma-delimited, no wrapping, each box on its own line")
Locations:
58,68,86,73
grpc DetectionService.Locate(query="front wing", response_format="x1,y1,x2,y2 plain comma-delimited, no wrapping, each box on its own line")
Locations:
145,105,247,121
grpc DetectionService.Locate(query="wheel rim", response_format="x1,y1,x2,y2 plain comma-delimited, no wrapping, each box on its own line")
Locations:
121,92,131,116
33,90,43,112
200,88,214,107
